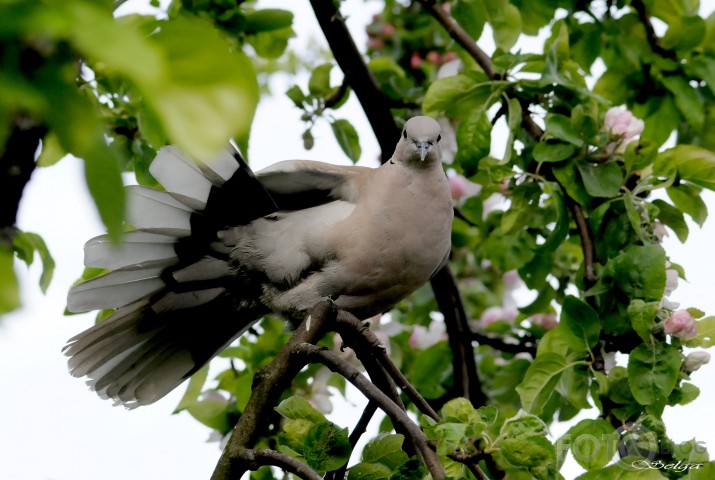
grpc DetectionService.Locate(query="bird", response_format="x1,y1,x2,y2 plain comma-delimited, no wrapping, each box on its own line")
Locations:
64,116,453,408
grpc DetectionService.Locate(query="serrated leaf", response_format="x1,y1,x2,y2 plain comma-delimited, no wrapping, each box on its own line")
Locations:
577,162,624,198
546,114,583,146
628,342,682,406
499,435,556,480
560,295,600,352
331,119,361,163
516,353,572,414
533,141,576,163
455,107,491,176
654,145,715,191
499,410,549,439
348,462,392,480
668,382,700,406
303,421,351,472
627,300,658,343
667,184,708,226
483,0,522,51
186,393,230,432
275,396,326,423
684,316,715,348
652,199,688,242
361,433,408,469
422,72,495,116
603,245,666,302
566,419,619,470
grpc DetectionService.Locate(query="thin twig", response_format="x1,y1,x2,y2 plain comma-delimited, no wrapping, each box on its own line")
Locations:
565,195,596,285
472,331,537,357
212,301,338,480
240,449,323,480
630,0,676,60
323,80,350,110
297,344,447,480
335,311,441,422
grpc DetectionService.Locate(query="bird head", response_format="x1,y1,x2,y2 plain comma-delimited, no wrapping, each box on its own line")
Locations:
395,116,442,165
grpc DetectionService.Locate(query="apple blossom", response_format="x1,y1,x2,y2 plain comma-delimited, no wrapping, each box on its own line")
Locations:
530,313,558,331
684,351,711,372
479,306,518,326
663,310,698,338
603,107,644,153
664,269,679,297
409,321,447,349
447,171,481,201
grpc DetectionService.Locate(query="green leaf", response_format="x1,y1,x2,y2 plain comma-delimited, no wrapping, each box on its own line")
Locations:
453,0,486,40
662,75,705,130
483,229,536,271
174,365,209,413
575,459,669,478
499,436,556,480
422,72,496,116
244,9,293,33
560,295,600,352
0,245,20,314
628,342,682,406
149,16,259,158
361,433,408,469
667,184,708,226
408,341,451,398
662,15,706,50
280,418,315,453
624,141,658,176
655,145,715,191
545,114,583,146
668,382,700,406
516,353,572,414
12,232,55,294
577,162,624,198
186,393,230,432
533,141,576,163
36,132,66,167
684,316,715,348
566,418,619,470
455,107,491,176
275,396,326,423
308,63,334,96
483,0,523,51
652,199,688,242
499,410,549,439
348,462,392,480
627,300,658,343
331,119,361,163
603,245,666,302
303,421,351,472
247,27,295,59
286,85,306,108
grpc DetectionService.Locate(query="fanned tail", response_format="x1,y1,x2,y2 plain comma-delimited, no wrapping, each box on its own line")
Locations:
65,145,277,407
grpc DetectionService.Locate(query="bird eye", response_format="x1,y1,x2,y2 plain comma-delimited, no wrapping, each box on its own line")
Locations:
437,134,442,142
402,130,407,139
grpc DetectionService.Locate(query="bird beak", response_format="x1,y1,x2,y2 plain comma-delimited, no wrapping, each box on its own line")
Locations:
416,142,430,161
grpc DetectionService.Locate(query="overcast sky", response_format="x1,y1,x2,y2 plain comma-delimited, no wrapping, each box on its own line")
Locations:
2,1,714,479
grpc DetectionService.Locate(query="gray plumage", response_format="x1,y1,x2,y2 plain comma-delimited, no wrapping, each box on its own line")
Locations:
64,116,453,408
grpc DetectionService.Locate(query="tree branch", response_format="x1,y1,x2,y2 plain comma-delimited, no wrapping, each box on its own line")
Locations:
309,0,400,158
211,301,337,480
335,311,441,422
565,195,597,285
297,344,447,480
239,449,323,480
0,115,46,236
431,267,487,407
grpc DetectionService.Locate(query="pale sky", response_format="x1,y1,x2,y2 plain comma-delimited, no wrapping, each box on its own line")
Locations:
2,1,714,479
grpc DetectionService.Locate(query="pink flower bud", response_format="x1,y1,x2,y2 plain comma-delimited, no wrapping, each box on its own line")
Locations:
664,310,697,338
426,51,441,65
442,52,458,63
684,351,710,372
410,52,423,69
381,23,395,37
367,38,385,50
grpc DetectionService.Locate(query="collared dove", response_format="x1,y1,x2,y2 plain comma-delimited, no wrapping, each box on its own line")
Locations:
64,116,453,408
